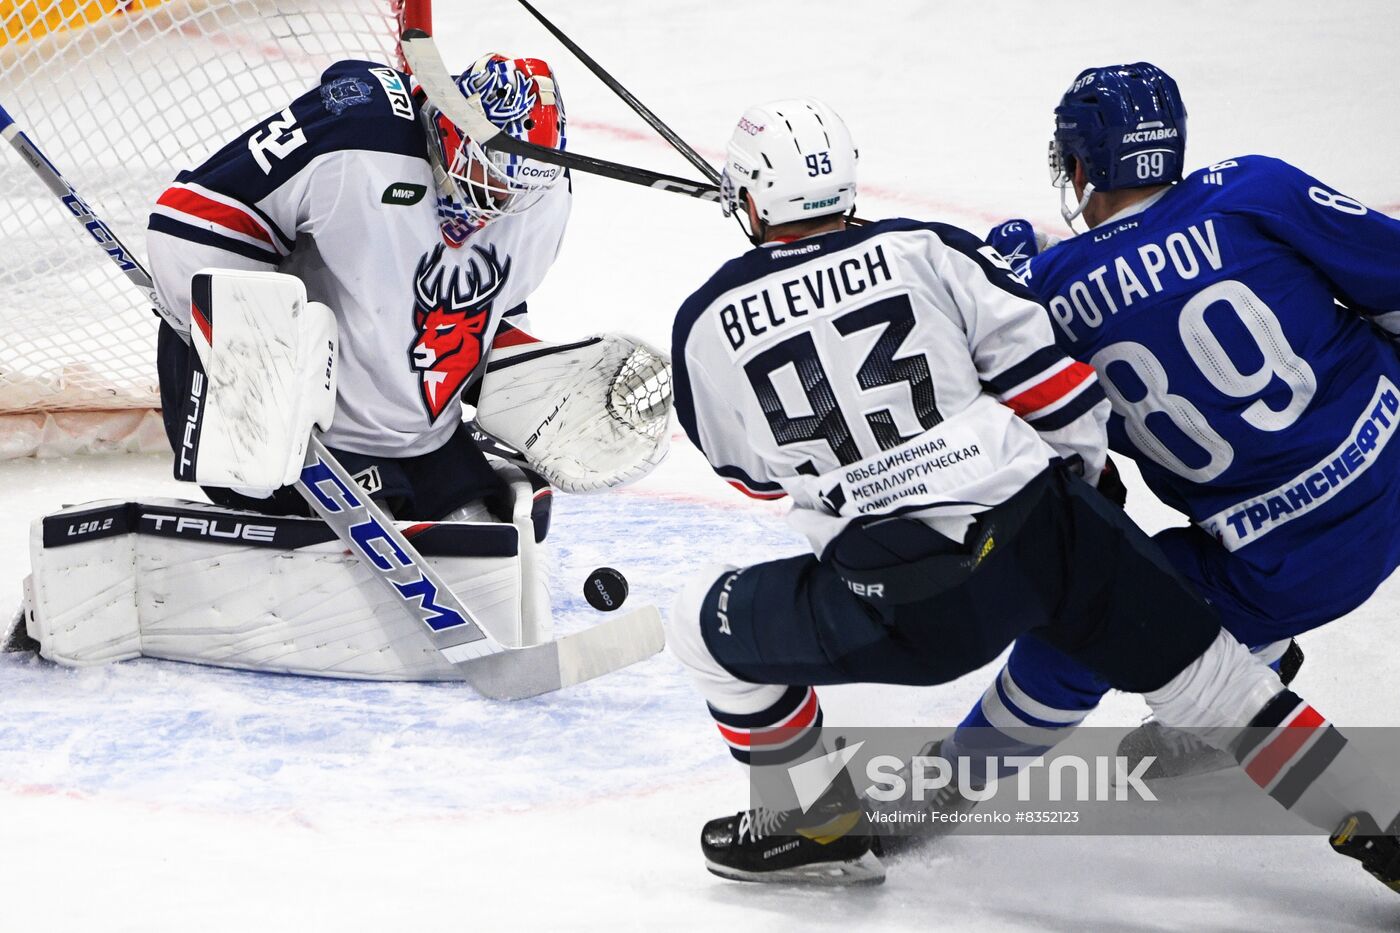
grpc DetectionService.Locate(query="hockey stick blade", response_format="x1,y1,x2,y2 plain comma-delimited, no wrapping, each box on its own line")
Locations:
399,29,719,202
457,605,663,700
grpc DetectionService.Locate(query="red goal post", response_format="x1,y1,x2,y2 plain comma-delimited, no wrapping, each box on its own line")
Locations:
0,0,412,457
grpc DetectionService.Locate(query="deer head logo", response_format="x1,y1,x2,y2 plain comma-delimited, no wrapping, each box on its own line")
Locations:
408,242,512,421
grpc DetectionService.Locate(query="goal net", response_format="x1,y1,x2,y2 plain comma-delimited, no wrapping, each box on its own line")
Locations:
0,0,402,457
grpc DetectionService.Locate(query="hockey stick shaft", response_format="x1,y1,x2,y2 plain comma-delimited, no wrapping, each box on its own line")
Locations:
512,0,720,185
0,98,499,664
398,3,719,202
0,103,178,328
508,0,871,226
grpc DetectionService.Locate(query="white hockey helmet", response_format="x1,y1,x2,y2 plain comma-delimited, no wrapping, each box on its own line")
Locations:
719,98,857,235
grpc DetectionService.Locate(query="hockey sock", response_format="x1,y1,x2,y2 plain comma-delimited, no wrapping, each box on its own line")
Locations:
1146,631,1400,832
710,684,823,766
948,660,1100,784
1236,691,1400,832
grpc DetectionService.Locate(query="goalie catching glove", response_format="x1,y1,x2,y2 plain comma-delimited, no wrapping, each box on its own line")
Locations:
475,334,673,493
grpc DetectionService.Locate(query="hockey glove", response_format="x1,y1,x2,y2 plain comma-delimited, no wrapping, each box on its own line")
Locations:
986,219,1060,276
475,334,672,493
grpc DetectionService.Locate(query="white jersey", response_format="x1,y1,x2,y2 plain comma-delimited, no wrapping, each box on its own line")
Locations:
672,219,1111,554
148,60,569,458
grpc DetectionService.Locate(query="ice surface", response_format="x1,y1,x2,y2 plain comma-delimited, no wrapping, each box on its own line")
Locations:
4,0,1400,929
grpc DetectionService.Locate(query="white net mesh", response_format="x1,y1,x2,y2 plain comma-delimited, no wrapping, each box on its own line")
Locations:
0,0,400,427
609,344,671,442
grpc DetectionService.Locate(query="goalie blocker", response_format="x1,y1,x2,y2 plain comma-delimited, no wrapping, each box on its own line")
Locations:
17,463,552,680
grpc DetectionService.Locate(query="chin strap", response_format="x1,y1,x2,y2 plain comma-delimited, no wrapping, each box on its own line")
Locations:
1059,181,1095,233
751,218,769,248
732,208,767,248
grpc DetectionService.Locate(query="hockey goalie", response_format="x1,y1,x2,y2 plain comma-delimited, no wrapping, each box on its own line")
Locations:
10,54,671,691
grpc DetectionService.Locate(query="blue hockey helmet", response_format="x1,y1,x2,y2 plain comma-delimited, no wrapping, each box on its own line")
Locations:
1049,63,1186,222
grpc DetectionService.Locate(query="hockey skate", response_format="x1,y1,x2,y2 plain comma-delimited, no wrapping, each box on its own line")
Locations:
1115,720,1236,782
871,739,982,859
1331,813,1400,895
1116,641,1306,784
702,769,884,886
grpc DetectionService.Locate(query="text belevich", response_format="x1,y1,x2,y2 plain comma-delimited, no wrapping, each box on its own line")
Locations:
718,244,893,351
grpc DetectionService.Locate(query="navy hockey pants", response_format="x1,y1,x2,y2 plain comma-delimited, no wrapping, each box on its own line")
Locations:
698,466,1221,695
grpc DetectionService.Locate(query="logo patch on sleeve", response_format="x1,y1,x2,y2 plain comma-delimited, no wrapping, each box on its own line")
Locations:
320,76,373,115
368,67,414,121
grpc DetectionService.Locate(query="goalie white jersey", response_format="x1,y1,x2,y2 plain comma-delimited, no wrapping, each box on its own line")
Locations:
147,60,569,459
672,219,1111,552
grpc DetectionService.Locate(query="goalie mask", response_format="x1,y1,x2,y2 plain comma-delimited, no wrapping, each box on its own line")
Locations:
421,53,567,236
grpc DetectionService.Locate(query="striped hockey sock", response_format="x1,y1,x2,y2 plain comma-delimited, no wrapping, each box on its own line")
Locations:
709,685,823,766
1236,690,1400,832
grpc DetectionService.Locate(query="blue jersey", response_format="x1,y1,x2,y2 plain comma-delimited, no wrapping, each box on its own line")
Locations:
1023,156,1400,577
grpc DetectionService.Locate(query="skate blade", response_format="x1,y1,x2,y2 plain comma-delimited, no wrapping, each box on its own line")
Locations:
705,850,885,887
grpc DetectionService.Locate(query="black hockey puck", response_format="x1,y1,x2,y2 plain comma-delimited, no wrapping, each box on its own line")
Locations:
584,567,628,612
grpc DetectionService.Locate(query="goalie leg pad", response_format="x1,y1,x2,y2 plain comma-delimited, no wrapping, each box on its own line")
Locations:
24,498,543,680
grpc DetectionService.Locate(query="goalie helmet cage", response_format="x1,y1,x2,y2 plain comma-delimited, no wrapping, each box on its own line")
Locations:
0,0,413,458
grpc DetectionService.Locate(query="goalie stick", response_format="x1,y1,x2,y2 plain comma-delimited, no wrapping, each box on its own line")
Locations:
0,101,663,700
508,0,871,226
398,0,719,204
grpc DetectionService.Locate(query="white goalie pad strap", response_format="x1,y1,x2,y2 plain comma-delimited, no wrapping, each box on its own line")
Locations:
24,498,536,680
475,334,673,493
185,269,337,490
492,460,551,646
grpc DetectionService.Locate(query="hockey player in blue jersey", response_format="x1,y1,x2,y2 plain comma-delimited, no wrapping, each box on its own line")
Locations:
665,96,1400,891
944,63,1400,868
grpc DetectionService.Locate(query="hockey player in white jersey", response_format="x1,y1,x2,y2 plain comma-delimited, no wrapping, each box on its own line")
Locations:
148,53,661,516
666,99,1400,889
10,54,671,685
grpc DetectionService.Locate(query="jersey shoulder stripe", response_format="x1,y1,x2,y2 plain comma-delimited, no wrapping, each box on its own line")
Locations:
153,182,287,253
147,213,280,265
173,59,429,208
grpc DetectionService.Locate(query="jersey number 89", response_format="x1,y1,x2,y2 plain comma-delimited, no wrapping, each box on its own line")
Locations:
1091,279,1316,483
